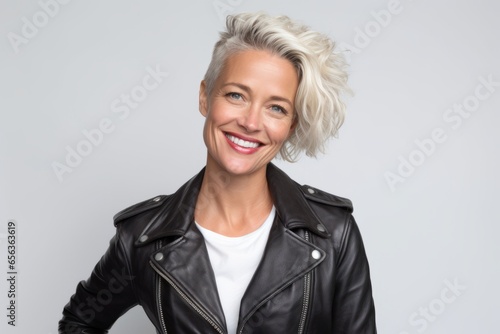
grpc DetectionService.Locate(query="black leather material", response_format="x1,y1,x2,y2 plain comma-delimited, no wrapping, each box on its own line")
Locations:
59,163,376,333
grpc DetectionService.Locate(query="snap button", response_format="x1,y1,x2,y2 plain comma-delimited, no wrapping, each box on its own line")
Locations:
139,235,149,242
152,196,161,202
316,224,326,232
155,253,164,261
307,188,315,194
311,250,321,260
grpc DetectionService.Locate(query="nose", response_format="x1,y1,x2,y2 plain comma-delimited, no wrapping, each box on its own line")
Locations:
237,104,262,132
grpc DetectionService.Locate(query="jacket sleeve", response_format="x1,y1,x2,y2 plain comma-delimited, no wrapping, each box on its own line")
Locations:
58,229,138,334
332,215,377,333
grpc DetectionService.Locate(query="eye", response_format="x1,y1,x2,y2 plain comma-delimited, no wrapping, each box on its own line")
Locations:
270,104,287,115
226,92,243,100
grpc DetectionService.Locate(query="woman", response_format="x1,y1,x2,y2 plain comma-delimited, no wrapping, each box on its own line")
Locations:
59,12,376,334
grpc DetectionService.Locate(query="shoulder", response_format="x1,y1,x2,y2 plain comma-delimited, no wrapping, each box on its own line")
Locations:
296,183,356,244
298,185,363,260
299,184,353,213
113,195,169,226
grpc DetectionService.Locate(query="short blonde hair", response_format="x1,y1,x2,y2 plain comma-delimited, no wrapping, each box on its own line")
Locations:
203,12,350,161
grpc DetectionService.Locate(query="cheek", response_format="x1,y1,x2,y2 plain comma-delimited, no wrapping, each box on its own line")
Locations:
202,107,226,143
268,121,294,143
206,101,231,124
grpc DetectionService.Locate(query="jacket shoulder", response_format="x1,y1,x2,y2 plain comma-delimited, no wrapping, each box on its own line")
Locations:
113,195,168,226
300,184,353,213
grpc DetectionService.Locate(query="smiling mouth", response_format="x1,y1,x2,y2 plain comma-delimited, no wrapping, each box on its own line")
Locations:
224,133,261,149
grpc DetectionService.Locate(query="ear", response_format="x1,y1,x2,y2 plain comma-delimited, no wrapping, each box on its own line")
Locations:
199,80,208,117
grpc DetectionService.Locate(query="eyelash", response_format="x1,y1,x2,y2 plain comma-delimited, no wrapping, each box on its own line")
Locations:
226,92,243,100
225,92,288,115
270,104,287,115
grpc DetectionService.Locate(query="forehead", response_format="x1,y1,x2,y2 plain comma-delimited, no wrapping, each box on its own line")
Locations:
216,49,299,100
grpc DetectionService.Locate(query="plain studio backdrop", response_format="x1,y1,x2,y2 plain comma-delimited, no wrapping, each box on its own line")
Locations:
1,0,499,333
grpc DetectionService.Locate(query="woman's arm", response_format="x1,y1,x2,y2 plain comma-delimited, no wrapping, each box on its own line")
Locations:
332,215,377,333
58,231,138,334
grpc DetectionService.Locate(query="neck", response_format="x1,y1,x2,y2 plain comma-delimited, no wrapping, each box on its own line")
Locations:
194,161,273,236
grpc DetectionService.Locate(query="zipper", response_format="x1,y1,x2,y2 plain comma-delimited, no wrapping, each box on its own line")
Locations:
297,230,312,334
150,258,224,334
155,240,168,334
238,230,315,334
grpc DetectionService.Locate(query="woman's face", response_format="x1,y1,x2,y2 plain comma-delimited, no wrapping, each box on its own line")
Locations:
199,49,298,177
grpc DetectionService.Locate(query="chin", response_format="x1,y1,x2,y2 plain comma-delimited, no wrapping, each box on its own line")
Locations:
223,163,254,175
218,159,262,176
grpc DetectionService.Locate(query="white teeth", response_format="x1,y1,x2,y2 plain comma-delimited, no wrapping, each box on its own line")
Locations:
225,134,259,148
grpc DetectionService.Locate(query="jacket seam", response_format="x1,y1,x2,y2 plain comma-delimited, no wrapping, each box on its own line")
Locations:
335,212,353,268
116,225,140,303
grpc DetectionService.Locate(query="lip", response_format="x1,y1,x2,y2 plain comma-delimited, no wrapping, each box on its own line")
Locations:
223,131,263,154
224,131,263,144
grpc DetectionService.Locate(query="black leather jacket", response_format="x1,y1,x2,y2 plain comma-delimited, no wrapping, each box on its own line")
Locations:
59,164,376,333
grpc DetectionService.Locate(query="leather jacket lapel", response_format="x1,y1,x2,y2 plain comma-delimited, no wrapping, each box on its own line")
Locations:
238,215,325,326
150,223,227,332
144,168,227,330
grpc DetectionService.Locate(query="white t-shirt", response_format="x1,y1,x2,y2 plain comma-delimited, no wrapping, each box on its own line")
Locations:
195,206,275,334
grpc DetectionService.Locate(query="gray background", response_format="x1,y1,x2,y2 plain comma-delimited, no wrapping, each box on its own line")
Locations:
1,0,499,333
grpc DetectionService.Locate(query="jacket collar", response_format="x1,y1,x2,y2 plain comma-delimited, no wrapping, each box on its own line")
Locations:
136,163,328,246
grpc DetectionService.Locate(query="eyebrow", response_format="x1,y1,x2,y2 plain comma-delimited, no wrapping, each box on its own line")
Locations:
222,82,294,106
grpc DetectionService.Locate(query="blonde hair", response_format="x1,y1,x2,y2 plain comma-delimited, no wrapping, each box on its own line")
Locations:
203,12,350,161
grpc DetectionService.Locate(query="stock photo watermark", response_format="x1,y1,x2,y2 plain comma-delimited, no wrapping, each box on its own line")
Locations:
385,74,499,192
7,0,73,54
339,0,422,61
213,0,245,22
60,267,135,333
398,278,466,334
4,221,18,326
51,64,169,182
